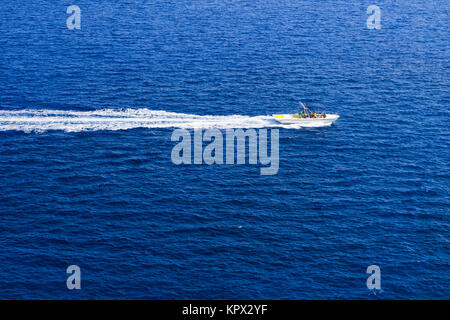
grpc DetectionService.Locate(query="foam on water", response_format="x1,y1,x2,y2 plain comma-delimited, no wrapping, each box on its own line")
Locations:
0,108,328,132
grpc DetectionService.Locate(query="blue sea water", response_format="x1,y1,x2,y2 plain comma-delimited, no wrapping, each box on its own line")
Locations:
0,0,448,299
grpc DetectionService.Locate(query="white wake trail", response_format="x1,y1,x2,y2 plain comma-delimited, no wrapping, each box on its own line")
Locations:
0,108,305,133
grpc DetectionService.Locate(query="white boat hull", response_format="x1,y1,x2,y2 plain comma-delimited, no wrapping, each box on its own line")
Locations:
272,114,339,127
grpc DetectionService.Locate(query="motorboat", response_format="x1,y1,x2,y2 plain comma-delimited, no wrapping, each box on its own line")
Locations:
273,102,339,126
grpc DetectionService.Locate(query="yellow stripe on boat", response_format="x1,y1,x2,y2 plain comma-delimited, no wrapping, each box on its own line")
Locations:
273,115,285,119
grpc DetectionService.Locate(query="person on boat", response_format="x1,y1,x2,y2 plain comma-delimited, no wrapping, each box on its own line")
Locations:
313,112,317,118
322,112,326,118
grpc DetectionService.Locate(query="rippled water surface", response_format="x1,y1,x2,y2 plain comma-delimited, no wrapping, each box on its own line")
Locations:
0,0,448,299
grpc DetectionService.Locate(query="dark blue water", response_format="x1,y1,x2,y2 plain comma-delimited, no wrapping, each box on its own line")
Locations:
0,0,448,299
